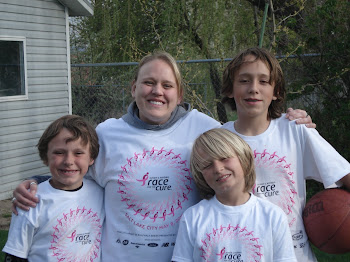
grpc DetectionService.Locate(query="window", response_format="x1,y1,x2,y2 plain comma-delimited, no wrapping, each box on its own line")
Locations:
0,36,28,101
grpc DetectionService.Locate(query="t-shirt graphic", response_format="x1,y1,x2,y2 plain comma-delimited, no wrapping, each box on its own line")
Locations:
49,206,102,261
117,146,194,230
199,223,263,262
251,148,299,228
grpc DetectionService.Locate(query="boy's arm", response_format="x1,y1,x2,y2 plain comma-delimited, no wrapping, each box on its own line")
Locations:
4,254,28,262
3,211,36,261
340,173,350,191
285,108,316,128
11,176,50,215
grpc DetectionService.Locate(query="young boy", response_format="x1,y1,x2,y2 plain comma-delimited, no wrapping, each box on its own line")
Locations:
2,115,105,262
172,128,297,262
221,47,350,261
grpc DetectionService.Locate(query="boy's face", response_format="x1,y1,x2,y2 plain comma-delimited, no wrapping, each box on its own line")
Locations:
199,149,246,203
229,55,277,120
46,128,94,190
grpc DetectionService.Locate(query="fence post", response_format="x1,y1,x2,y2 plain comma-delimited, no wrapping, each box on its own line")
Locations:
259,2,269,47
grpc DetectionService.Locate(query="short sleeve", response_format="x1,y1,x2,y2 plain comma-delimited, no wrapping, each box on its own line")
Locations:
171,214,194,262
2,212,36,259
272,212,298,262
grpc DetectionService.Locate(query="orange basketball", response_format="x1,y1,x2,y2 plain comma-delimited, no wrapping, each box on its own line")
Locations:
303,188,350,254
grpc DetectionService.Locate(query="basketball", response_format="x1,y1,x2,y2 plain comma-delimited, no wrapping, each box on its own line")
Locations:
303,188,350,254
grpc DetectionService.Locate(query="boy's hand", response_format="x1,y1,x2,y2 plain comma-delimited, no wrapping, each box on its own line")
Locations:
11,180,39,215
285,108,316,128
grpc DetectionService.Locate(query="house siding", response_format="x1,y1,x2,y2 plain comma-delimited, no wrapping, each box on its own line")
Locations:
0,0,71,200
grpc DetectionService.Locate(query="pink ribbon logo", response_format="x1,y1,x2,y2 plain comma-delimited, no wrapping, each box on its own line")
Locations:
216,247,225,260
67,230,76,242
136,172,149,186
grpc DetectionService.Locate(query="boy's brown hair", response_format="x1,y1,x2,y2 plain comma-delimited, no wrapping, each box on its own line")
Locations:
190,128,256,200
37,115,99,165
221,47,286,119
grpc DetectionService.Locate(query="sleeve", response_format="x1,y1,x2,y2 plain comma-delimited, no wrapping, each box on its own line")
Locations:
272,211,297,262
2,213,36,259
302,127,350,187
171,214,194,262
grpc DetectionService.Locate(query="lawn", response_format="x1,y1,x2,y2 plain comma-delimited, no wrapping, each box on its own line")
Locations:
0,230,8,260
312,246,350,262
0,229,349,261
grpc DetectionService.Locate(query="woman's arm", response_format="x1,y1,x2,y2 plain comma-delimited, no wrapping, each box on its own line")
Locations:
11,176,50,215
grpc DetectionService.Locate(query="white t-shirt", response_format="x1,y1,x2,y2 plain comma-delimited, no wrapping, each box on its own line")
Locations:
89,109,221,262
172,194,297,262
222,116,350,262
3,178,105,262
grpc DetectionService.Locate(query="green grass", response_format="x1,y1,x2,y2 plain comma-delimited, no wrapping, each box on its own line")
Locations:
312,245,350,262
0,229,349,260
2,213,11,219
0,230,8,261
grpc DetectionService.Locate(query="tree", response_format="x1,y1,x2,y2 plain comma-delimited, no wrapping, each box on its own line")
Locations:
288,0,350,161
70,0,261,123
70,1,350,162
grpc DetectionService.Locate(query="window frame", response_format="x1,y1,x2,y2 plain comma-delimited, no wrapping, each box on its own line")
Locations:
0,35,28,102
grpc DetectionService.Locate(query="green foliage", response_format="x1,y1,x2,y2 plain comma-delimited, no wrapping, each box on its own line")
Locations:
71,0,260,122
71,0,349,159
285,0,350,161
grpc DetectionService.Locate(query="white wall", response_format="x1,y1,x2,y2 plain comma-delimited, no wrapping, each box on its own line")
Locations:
0,0,71,199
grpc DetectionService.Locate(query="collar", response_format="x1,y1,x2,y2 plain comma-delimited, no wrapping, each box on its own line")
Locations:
121,101,191,130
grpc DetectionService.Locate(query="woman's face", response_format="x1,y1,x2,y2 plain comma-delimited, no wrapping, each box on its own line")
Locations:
132,59,182,125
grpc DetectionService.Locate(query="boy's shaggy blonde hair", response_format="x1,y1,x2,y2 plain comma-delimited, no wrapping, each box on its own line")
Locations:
191,128,256,200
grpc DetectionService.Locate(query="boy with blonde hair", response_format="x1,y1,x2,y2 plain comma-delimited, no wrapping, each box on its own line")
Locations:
172,128,296,262
221,47,350,261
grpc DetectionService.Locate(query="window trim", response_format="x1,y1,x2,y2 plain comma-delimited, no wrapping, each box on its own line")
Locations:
0,35,28,102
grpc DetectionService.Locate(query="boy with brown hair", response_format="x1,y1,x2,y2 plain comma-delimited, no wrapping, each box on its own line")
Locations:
3,115,105,262
221,47,350,261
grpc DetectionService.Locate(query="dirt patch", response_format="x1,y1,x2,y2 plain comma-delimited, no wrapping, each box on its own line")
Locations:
0,199,12,230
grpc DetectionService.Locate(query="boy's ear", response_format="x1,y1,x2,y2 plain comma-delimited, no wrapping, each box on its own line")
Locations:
89,158,95,166
227,89,235,99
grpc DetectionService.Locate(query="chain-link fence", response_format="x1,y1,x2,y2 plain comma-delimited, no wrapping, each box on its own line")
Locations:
71,55,319,127
71,54,335,199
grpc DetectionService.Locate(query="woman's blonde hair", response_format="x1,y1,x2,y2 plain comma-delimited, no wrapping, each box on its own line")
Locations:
191,128,256,199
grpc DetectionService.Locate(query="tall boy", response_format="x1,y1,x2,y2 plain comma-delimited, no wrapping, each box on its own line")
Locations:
221,47,350,261
3,115,105,262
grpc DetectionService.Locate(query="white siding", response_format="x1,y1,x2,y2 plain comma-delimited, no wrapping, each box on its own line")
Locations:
0,0,71,200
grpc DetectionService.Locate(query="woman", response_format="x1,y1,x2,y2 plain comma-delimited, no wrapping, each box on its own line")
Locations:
12,51,313,261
